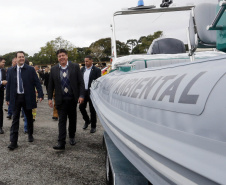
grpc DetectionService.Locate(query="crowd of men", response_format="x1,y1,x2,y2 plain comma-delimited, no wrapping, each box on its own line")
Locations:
0,49,101,151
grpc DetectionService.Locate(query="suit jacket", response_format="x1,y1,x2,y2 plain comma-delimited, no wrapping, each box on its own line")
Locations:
48,62,85,106
81,65,101,90
44,72,49,87
0,68,6,92
6,64,44,111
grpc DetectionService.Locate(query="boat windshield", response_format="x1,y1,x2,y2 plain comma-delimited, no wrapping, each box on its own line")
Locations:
114,9,191,51
112,0,219,57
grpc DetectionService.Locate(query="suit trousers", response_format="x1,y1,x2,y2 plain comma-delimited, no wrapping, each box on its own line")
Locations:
0,90,4,128
10,94,33,144
79,90,97,128
8,103,13,116
56,98,77,145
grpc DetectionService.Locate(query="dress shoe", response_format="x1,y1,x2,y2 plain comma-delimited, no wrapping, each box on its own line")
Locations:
83,121,90,129
24,130,28,134
21,115,24,118
7,115,12,119
8,143,18,150
0,128,4,134
53,144,65,150
90,128,96,133
4,109,8,112
69,138,76,145
28,135,34,142
52,117,58,121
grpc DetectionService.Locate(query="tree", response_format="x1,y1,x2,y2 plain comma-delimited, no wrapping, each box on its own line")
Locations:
75,47,92,63
31,36,77,65
89,38,130,61
132,31,163,54
89,38,111,62
116,40,130,56
38,41,56,64
29,53,42,65
126,39,138,53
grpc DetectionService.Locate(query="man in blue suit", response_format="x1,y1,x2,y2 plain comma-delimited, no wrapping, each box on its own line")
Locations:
6,51,44,150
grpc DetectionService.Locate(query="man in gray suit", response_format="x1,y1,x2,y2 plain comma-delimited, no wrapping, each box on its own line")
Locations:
48,49,84,150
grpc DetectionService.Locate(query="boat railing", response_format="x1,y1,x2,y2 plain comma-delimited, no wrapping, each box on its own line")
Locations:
207,1,226,30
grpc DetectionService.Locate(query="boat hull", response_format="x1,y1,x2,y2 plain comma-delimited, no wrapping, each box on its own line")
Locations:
91,55,226,184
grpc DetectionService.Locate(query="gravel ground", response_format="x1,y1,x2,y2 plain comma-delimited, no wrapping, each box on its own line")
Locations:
0,92,106,185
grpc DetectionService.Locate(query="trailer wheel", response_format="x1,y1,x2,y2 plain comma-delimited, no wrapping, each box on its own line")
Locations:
106,153,113,185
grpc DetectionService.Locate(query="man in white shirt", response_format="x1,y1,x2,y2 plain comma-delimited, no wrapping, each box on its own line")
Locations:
79,56,101,133
6,51,43,150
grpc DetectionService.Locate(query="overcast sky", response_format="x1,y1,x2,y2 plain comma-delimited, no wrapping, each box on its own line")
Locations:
0,0,216,56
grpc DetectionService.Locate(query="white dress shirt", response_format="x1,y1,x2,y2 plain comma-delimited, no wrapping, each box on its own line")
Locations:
84,65,93,90
59,61,69,69
17,64,24,94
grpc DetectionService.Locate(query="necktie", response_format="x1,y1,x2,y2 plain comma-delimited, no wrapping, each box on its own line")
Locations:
19,67,23,93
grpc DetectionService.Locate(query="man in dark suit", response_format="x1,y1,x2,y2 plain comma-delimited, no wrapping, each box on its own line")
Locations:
48,49,84,150
6,51,44,150
79,56,101,133
0,57,7,134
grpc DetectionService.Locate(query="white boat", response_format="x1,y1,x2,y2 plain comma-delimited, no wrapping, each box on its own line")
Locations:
91,1,226,184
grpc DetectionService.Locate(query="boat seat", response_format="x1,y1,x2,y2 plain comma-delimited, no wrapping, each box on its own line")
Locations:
188,3,217,55
147,38,186,55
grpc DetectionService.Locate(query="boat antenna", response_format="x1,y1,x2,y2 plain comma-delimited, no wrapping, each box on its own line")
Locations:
160,0,173,7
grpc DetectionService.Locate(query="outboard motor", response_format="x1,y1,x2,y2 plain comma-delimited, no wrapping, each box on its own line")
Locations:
160,0,173,7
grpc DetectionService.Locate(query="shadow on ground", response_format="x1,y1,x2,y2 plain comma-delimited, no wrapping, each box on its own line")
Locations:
0,92,105,185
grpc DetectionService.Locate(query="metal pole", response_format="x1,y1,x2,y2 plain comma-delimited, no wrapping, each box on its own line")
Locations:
111,15,117,69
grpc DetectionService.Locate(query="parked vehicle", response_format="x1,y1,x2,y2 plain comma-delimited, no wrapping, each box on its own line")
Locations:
91,1,226,184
